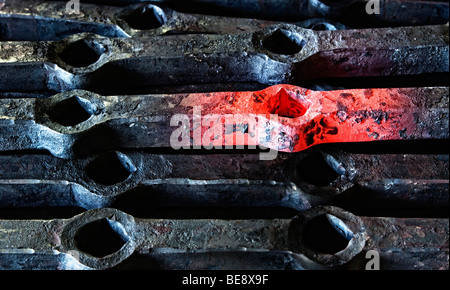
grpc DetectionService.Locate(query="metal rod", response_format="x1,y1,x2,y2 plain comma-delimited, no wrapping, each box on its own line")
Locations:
45,0,450,27
0,85,447,157
1,24,448,93
0,150,447,213
0,0,283,41
0,206,447,269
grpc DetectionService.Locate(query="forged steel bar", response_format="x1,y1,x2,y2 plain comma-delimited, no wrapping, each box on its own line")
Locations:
0,0,282,41
0,24,448,94
46,0,450,28
0,150,448,215
0,206,447,269
0,85,448,158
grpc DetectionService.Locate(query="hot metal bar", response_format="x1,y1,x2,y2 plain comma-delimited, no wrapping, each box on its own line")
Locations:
0,151,448,215
0,24,448,94
46,0,450,28
0,0,281,41
0,207,447,269
0,85,448,157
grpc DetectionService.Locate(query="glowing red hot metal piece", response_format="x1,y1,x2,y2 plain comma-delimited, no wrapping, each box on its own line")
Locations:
177,84,448,152
0,85,447,158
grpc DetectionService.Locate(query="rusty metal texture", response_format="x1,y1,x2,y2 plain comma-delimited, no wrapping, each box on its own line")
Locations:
0,0,285,41
47,0,450,28
0,24,448,94
0,150,448,216
0,0,448,273
0,85,447,158
0,206,447,270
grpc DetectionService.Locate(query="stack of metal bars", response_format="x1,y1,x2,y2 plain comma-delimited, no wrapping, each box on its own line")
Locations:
0,0,448,270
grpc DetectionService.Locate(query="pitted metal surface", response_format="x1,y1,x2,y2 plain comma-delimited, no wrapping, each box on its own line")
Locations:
42,0,450,28
0,0,448,272
0,0,286,40
0,150,448,218
0,24,448,94
0,85,448,157
0,206,447,270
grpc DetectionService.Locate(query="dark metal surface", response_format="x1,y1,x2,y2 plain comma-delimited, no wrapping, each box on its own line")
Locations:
0,0,283,41
0,24,448,94
0,206,447,270
0,149,448,218
47,0,450,28
0,0,448,272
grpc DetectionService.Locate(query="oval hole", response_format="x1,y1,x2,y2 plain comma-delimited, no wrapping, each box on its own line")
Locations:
59,39,105,67
262,29,306,55
301,214,352,255
124,5,166,30
47,96,96,126
297,152,345,186
74,218,129,258
85,151,137,186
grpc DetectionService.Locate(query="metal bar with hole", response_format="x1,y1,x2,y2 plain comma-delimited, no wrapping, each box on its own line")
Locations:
0,207,447,270
0,0,285,41
0,150,448,216
0,85,448,158
0,24,448,94
45,0,450,28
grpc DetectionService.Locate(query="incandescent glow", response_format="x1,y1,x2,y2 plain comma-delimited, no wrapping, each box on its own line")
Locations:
171,84,442,152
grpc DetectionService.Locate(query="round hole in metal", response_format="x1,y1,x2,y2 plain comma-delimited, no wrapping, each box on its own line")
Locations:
74,218,130,258
262,29,306,55
85,151,137,186
124,5,165,30
297,152,345,186
59,39,106,67
301,214,352,254
47,96,96,126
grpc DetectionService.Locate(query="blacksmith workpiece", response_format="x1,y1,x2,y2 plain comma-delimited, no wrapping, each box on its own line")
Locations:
0,151,448,216
44,0,450,27
0,0,283,41
0,24,448,94
0,206,447,270
0,85,447,157
0,0,448,273
0,0,351,41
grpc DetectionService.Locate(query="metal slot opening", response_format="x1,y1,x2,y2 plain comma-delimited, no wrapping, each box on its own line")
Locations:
262,29,306,55
59,39,105,68
46,96,96,126
297,152,345,186
123,5,165,30
85,151,137,186
301,214,352,255
74,218,129,258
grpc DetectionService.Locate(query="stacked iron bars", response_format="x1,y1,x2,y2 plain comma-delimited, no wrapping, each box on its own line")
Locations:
0,0,448,270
